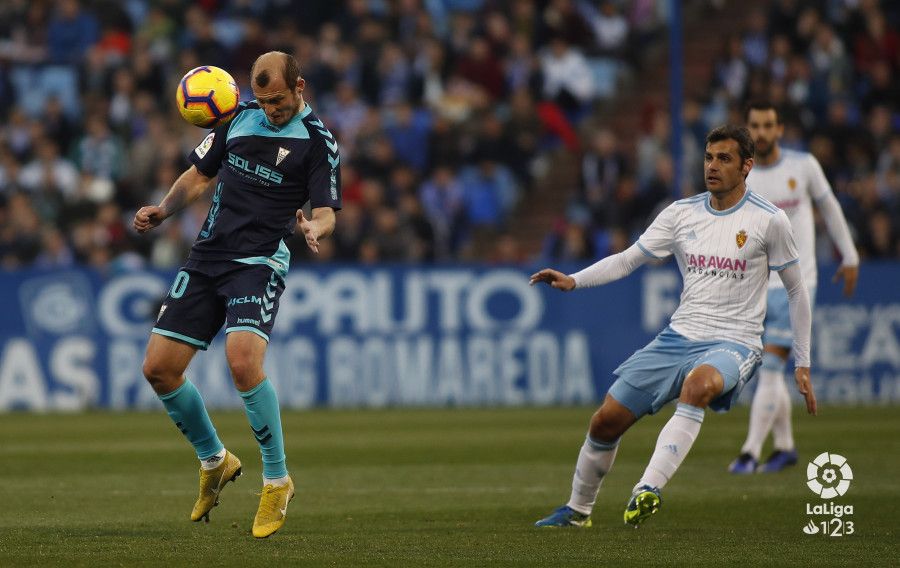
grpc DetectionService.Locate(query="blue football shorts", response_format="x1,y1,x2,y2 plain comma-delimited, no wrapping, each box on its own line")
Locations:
151,259,285,349
608,326,762,418
761,286,816,349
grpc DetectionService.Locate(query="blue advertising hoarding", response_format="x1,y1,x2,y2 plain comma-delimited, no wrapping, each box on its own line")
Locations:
0,263,898,411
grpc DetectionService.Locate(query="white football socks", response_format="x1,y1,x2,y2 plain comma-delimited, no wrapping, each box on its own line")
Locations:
771,372,795,451
637,403,704,491
200,448,227,470
263,475,291,487
741,353,790,459
566,435,619,515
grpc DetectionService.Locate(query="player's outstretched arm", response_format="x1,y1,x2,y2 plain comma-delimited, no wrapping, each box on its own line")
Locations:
296,206,336,254
531,243,651,292
133,165,212,234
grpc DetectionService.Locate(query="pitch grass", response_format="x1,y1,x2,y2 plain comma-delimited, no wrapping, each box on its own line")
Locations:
0,406,896,567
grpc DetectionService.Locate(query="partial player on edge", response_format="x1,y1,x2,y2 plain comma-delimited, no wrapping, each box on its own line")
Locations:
728,101,858,475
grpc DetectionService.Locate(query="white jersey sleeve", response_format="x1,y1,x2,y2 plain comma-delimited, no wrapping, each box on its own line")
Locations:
777,262,812,367
636,204,677,259
805,153,832,202
765,209,800,271
806,155,859,266
571,244,651,289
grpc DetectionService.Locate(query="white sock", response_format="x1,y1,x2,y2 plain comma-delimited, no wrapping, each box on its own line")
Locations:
771,373,795,451
263,475,291,487
200,448,227,470
566,435,619,515
741,353,786,459
637,403,703,491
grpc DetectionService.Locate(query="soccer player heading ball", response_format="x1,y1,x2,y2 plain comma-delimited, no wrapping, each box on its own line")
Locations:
133,52,341,538
531,125,816,528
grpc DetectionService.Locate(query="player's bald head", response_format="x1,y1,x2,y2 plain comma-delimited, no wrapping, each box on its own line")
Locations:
251,51,301,89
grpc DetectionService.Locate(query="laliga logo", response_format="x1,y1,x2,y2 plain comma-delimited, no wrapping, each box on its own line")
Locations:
807,452,853,498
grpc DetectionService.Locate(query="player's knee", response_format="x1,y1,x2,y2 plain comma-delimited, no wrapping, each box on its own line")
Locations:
680,371,721,406
226,357,262,387
589,407,629,442
142,358,178,392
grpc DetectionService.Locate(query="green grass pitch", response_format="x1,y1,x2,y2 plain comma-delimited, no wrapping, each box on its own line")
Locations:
0,406,896,566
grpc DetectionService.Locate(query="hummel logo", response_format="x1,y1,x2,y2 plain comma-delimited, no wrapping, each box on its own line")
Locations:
664,444,678,455
276,146,290,165
686,230,698,240
258,120,279,132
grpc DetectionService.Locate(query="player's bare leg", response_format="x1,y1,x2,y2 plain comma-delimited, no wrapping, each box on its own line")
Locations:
226,331,293,537
535,395,636,527
625,365,722,526
143,333,241,522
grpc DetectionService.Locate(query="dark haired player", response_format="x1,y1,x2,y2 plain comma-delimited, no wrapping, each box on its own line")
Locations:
134,51,340,538
727,102,857,475
531,126,815,527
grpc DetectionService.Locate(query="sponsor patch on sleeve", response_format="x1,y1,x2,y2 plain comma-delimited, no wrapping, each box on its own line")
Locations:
195,132,215,158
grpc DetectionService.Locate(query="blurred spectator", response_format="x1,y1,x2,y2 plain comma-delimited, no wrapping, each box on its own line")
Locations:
18,138,79,201
35,226,75,268
420,165,467,257
541,0,593,49
384,102,431,173
1,193,42,267
860,211,896,258
540,37,595,118
47,0,99,65
490,231,526,264
459,159,519,229
716,34,750,100
584,1,630,58
454,36,505,101
542,221,595,262
74,115,126,183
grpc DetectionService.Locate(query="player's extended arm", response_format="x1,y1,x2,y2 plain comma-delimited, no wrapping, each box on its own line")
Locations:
133,165,212,233
816,191,860,297
296,206,336,254
529,244,651,291
777,262,817,415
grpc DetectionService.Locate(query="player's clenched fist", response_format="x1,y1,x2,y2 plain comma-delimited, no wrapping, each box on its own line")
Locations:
133,206,166,233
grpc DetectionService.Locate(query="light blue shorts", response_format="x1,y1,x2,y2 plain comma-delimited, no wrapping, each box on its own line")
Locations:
761,286,816,349
608,326,761,418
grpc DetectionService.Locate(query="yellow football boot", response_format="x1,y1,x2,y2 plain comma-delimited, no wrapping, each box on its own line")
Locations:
190,451,242,522
252,477,295,538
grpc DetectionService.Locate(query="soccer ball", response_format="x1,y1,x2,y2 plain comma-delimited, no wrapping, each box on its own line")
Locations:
176,66,240,128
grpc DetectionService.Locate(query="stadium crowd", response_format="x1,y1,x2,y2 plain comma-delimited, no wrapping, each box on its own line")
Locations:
0,0,897,273
551,0,900,263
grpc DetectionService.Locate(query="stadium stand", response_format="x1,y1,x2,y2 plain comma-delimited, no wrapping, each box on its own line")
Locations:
0,0,896,272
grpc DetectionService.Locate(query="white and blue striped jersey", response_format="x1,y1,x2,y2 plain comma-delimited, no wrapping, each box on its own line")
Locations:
637,190,799,351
